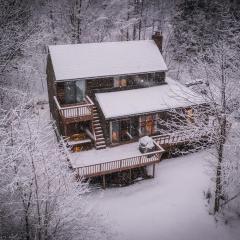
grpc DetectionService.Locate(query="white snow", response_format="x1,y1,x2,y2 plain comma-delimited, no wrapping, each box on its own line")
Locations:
96,78,207,119
70,142,142,168
48,40,167,81
87,151,240,240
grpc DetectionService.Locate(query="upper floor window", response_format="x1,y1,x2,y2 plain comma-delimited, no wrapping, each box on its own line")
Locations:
64,80,85,104
114,76,127,87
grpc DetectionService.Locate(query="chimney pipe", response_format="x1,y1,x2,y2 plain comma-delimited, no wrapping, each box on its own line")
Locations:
152,31,163,53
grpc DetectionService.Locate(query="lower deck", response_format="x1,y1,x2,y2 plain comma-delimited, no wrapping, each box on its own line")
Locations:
69,140,165,179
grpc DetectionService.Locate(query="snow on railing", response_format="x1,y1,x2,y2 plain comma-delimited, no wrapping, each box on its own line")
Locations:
152,129,213,145
75,140,165,178
54,96,94,119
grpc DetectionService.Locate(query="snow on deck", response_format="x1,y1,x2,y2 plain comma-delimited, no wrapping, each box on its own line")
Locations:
70,142,141,168
96,77,207,119
48,40,167,81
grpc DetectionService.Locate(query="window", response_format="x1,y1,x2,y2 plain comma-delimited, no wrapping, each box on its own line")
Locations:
139,114,159,136
64,80,86,104
114,76,127,87
111,121,120,144
185,108,194,123
110,119,136,144
64,81,76,104
76,80,85,102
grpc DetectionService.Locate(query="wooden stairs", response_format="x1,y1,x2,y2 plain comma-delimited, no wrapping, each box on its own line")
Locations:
92,106,107,150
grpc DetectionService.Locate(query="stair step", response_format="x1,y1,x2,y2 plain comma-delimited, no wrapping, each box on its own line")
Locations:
95,130,103,134
96,146,106,150
96,143,105,146
96,137,104,140
96,135,104,139
96,141,106,145
96,132,103,135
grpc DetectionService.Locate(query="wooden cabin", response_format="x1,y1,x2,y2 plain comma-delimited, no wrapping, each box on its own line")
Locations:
47,32,206,150
46,32,209,185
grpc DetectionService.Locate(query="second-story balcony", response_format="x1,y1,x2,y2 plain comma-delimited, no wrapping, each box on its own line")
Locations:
54,95,94,123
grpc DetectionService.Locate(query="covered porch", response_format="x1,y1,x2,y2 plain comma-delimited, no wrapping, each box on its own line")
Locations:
95,78,205,146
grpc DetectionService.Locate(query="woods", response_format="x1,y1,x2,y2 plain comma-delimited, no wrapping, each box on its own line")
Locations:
1,0,240,239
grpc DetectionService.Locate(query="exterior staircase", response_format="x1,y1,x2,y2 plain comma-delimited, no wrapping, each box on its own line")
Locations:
92,106,107,150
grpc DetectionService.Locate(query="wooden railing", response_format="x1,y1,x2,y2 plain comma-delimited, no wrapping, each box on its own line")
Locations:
76,141,165,177
54,96,94,119
152,129,213,146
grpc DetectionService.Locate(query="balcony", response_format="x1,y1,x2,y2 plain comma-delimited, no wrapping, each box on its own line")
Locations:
54,95,94,123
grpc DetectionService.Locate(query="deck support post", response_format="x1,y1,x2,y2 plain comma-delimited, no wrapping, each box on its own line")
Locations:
102,175,106,189
129,169,132,181
63,123,67,136
152,163,155,178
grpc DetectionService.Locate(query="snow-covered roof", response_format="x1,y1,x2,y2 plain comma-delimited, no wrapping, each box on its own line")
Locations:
48,40,168,81
95,78,207,119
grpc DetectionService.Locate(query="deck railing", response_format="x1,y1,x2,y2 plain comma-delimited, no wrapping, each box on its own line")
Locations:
54,96,94,119
76,140,165,177
152,129,213,145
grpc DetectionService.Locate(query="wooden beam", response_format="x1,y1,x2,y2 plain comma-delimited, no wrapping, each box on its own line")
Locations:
102,175,106,189
152,163,156,178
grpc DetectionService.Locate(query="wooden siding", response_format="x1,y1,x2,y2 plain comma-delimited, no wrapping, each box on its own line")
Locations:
46,54,64,134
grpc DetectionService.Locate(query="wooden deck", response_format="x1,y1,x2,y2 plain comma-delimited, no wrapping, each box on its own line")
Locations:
68,129,212,184
70,140,165,178
152,129,213,147
54,95,94,123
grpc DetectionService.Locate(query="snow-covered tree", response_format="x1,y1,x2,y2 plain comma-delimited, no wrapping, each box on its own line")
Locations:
0,91,108,240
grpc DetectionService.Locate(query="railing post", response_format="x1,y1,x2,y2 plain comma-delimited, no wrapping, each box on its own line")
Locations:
120,160,122,170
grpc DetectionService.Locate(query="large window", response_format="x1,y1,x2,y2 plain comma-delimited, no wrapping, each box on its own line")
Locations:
114,76,127,87
64,80,86,104
185,108,194,124
111,121,120,144
110,118,138,144
139,114,159,136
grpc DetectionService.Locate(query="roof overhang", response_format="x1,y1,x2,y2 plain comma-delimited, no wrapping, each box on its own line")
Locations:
95,78,207,120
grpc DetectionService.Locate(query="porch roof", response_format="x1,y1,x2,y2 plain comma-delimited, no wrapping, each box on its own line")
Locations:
48,40,167,81
95,78,207,119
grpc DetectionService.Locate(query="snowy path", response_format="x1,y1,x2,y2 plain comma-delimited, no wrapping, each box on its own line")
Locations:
87,151,240,240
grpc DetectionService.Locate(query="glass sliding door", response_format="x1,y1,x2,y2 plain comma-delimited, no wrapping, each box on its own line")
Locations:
111,121,120,144
120,119,131,142
139,114,158,136
64,81,76,104
76,80,86,102
110,119,135,144
64,80,86,104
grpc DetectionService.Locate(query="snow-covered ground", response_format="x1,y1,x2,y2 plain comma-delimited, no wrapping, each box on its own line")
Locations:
87,151,240,240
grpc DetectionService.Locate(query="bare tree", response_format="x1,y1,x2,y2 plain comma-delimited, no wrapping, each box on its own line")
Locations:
0,91,108,240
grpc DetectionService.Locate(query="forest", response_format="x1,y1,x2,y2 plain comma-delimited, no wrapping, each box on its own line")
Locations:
1,0,240,239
